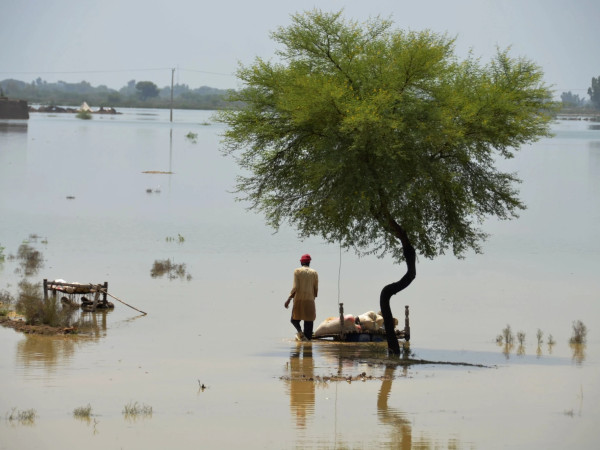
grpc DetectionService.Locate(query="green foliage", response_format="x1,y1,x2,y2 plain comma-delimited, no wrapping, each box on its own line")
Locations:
185,132,198,143
0,289,14,315
0,243,5,261
135,81,160,101
588,76,600,109
561,91,586,108
76,109,92,120
0,78,231,110
217,10,558,262
15,280,75,327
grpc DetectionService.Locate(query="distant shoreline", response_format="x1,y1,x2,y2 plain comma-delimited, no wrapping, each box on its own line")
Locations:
555,113,600,121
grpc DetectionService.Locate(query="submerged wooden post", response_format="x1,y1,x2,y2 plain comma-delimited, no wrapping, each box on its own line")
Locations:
102,282,108,302
338,302,345,340
43,279,48,301
91,285,102,312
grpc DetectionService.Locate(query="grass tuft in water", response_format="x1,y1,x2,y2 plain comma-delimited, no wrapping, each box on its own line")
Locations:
7,407,37,425
502,325,514,345
73,404,93,419
536,329,544,346
569,320,587,344
122,401,153,419
150,258,191,280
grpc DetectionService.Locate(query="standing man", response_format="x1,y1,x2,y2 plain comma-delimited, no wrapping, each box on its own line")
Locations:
285,254,318,341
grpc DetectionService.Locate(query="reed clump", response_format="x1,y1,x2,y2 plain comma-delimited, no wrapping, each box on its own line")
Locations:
569,320,587,344
6,407,37,425
150,258,191,280
73,404,93,419
122,401,153,419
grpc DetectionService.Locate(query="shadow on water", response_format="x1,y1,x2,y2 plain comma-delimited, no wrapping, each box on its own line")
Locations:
0,120,28,133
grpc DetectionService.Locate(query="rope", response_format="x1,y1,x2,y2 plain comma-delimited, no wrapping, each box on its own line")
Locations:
337,242,342,306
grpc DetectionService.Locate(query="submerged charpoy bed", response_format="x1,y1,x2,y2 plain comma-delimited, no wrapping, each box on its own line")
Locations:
312,304,410,342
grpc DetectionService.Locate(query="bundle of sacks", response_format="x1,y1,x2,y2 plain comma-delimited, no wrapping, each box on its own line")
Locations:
356,311,384,332
314,311,392,337
314,314,359,337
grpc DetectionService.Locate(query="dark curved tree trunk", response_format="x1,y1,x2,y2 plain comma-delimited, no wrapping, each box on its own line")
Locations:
379,223,416,355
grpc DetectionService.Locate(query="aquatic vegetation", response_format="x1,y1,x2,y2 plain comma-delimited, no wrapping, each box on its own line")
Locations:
569,320,587,344
76,110,92,120
150,258,192,280
15,243,44,276
547,334,556,346
0,290,13,316
122,401,152,419
6,407,37,425
15,280,76,327
165,234,185,243
0,243,5,261
73,404,93,419
185,131,198,143
502,325,514,345
516,331,526,346
536,329,544,346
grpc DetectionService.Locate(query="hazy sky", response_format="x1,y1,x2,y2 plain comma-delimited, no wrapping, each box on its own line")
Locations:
1,0,598,98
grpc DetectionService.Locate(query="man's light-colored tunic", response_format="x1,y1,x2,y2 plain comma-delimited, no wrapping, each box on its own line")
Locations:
289,266,318,321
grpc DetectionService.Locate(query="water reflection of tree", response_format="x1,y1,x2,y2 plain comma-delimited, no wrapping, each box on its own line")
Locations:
570,342,586,365
285,343,315,429
16,311,109,372
377,365,412,449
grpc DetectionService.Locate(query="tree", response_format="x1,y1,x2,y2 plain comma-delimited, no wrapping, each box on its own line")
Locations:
561,91,585,108
135,81,159,101
217,10,557,355
588,76,600,109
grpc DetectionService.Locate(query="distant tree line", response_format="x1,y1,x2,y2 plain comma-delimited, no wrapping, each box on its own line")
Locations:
0,77,236,110
560,75,600,111
3,74,600,112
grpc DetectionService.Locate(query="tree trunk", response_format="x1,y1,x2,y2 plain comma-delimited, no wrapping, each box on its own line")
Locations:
380,238,416,355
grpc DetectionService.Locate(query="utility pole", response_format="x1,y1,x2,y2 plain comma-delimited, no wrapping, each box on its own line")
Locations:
170,68,175,122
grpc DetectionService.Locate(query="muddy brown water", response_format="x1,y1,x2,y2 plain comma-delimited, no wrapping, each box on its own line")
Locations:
1,111,599,449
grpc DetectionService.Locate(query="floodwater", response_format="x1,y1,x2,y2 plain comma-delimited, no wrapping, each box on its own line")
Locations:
1,109,599,449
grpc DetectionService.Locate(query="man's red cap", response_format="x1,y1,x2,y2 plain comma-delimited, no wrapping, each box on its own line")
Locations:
300,254,312,263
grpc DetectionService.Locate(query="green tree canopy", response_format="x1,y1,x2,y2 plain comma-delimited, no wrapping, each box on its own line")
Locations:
588,76,600,109
135,81,159,101
217,10,557,354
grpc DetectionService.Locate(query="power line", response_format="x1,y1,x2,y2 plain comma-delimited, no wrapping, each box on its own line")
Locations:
179,68,235,77
0,68,173,75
